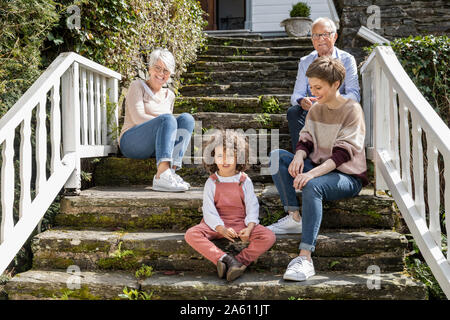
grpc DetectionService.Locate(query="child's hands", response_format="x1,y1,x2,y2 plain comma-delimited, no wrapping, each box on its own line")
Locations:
216,225,238,242
238,227,252,243
238,223,255,243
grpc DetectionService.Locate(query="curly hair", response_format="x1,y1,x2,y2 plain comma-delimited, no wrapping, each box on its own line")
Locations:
202,129,250,174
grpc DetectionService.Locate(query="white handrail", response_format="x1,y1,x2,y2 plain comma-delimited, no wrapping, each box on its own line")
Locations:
0,52,121,275
361,46,450,299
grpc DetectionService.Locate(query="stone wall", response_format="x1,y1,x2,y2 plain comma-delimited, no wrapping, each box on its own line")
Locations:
334,0,450,64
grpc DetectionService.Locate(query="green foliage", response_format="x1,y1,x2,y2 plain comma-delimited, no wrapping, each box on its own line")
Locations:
47,0,208,88
259,96,281,113
404,234,447,300
364,35,449,126
289,2,311,18
119,287,155,300
135,264,154,280
0,0,59,114
110,241,134,258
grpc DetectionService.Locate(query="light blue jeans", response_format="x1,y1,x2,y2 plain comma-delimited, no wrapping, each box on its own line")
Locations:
269,149,362,252
119,113,195,168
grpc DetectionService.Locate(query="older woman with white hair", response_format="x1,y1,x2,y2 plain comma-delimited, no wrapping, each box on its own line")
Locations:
119,48,195,192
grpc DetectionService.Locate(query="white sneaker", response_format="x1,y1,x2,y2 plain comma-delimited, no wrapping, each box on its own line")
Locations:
152,168,188,192
266,215,302,234
171,169,190,188
283,256,315,281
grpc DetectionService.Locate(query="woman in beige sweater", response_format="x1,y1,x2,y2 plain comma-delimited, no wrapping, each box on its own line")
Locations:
267,57,367,281
119,49,194,192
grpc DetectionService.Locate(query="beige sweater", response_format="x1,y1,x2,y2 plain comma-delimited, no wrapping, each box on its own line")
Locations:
119,79,175,144
296,98,368,185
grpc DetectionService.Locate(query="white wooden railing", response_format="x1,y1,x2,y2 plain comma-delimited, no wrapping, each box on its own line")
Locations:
361,46,450,299
0,52,121,275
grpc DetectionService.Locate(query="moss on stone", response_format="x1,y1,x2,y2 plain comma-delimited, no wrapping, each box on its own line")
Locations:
97,255,140,270
94,157,157,186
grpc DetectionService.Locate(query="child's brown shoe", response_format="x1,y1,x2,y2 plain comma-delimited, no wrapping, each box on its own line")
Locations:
217,259,227,279
222,254,247,281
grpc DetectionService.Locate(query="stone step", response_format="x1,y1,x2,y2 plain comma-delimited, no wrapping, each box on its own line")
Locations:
173,96,291,114
198,55,299,63
31,229,407,273
57,185,399,231
206,36,312,48
4,270,427,300
189,60,299,72
182,70,298,85
191,112,288,132
203,45,312,57
94,156,284,187
180,81,294,96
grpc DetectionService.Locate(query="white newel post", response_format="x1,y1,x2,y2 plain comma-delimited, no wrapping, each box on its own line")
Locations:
62,62,81,190
372,49,389,191
106,77,119,146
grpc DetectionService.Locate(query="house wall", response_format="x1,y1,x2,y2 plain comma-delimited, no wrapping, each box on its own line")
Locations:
251,0,339,33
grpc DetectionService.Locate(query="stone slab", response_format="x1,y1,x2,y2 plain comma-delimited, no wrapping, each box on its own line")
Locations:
31,229,406,272
57,185,399,231
4,270,138,300
4,270,427,300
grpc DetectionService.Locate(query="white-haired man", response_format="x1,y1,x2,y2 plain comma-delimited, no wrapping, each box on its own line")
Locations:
287,17,361,152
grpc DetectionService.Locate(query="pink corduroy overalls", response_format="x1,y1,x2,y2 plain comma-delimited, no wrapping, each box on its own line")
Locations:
185,172,276,266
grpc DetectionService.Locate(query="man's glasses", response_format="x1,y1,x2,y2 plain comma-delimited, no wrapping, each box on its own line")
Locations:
311,32,335,40
153,65,171,76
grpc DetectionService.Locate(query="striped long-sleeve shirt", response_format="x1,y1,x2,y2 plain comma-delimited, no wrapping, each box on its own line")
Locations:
295,98,368,185
290,47,361,107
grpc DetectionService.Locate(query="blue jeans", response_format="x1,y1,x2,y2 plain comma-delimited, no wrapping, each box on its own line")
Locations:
287,105,308,152
119,113,195,168
269,149,362,252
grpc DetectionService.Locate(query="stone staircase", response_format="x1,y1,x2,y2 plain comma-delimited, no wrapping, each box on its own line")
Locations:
4,35,427,300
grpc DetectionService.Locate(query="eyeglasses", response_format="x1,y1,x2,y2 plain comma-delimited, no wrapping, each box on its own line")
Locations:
152,65,171,76
311,32,335,40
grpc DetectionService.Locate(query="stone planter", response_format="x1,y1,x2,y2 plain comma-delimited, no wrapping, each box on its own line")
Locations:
280,17,313,37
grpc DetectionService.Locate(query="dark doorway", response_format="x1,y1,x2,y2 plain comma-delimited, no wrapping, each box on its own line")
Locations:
200,0,246,31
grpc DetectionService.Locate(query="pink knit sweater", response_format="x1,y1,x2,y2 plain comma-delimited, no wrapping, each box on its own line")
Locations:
295,98,368,185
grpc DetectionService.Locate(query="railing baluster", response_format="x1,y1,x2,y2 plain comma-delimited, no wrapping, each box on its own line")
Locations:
389,87,400,171
411,113,426,220
426,137,441,249
1,133,15,243
101,76,107,145
398,99,412,195
95,74,101,145
36,97,47,194
50,81,62,174
80,68,88,145
19,112,32,219
88,71,95,145
445,158,450,261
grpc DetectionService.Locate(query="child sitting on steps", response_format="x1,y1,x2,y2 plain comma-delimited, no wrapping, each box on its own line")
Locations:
185,130,276,281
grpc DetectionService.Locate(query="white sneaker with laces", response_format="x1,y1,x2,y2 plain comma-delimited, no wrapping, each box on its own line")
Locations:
266,215,302,234
283,256,315,281
152,168,188,192
171,169,190,188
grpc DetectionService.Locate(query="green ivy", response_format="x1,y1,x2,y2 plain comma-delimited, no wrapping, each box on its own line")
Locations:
364,35,449,126
46,0,208,89
0,0,59,114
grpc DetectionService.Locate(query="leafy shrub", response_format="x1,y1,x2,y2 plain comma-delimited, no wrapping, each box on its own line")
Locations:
47,0,208,88
289,2,311,18
364,35,449,126
0,0,59,114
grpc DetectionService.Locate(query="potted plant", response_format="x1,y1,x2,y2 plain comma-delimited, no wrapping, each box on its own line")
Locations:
280,2,313,37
